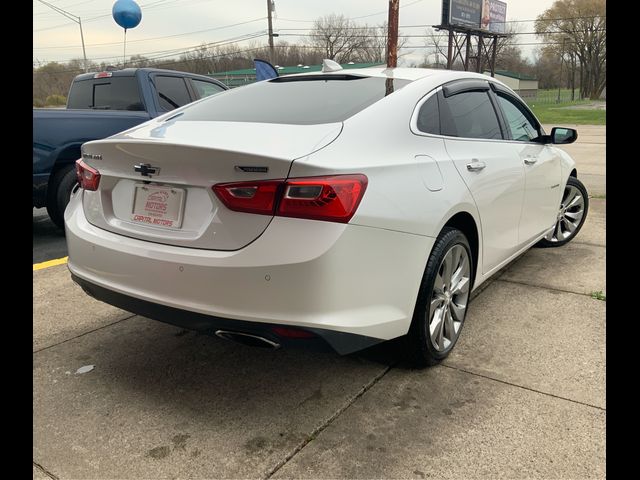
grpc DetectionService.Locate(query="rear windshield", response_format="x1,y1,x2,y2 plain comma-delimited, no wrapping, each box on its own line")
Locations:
175,75,411,125
67,76,143,111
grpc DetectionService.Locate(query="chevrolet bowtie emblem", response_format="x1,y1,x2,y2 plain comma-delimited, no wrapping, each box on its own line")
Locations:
134,163,160,177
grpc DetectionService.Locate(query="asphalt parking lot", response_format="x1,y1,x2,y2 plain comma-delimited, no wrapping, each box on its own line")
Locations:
33,125,605,479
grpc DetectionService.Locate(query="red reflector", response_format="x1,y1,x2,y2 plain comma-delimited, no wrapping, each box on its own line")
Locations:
213,180,283,215
212,174,367,223
271,326,316,339
75,159,101,191
277,175,368,223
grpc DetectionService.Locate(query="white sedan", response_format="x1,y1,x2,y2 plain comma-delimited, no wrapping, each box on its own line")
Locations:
65,64,588,367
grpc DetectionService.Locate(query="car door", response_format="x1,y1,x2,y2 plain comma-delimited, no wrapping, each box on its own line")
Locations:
438,83,526,275
491,88,562,245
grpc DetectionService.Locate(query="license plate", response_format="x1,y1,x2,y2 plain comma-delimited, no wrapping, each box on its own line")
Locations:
131,184,185,229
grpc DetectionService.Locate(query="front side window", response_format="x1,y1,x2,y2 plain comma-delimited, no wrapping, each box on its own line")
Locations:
155,76,192,111
496,93,540,142
440,91,502,140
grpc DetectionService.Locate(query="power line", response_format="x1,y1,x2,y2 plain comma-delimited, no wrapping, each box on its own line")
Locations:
33,17,267,49
33,12,605,67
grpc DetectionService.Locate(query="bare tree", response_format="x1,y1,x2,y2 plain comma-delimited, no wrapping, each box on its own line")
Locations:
535,0,605,99
305,14,376,63
423,27,448,68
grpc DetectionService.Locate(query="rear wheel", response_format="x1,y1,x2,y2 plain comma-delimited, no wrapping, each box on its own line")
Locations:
46,165,77,230
536,176,588,248
404,227,473,368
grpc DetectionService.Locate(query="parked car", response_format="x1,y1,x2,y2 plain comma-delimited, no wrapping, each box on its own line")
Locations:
65,65,588,367
33,67,228,228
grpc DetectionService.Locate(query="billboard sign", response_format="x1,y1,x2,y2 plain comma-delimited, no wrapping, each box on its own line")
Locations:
481,0,507,33
442,0,507,33
448,0,483,28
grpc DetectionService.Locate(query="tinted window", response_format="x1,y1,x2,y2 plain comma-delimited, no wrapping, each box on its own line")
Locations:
192,79,225,99
416,94,440,134
67,77,143,110
155,76,192,111
440,91,502,140
176,76,411,125
496,93,540,142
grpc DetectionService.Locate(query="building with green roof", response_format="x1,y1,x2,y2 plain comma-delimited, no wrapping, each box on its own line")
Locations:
483,69,539,99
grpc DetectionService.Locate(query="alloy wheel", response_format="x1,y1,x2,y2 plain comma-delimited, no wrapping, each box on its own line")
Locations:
428,244,471,352
545,184,585,243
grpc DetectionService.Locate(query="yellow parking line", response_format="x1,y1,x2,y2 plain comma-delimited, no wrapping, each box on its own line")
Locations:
33,256,68,271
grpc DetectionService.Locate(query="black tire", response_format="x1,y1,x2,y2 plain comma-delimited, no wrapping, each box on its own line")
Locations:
404,227,473,368
46,165,78,230
535,176,589,248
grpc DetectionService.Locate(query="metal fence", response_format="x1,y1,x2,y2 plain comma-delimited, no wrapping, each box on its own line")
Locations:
526,89,585,105
209,74,256,88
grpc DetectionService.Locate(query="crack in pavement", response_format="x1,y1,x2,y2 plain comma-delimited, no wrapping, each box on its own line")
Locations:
440,363,606,411
33,314,137,354
33,461,59,480
495,278,605,299
263,364,394,479
572,241,606,248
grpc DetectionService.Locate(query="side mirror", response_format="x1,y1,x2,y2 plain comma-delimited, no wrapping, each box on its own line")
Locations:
551,127,578,145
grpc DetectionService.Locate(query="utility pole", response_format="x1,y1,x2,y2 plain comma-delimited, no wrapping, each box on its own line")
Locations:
386,0,399,67
37,0,88,72
557,37,567,104
267,0,275,63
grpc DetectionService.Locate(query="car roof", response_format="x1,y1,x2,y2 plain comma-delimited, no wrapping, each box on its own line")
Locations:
283,67,493,83
72,67,219,82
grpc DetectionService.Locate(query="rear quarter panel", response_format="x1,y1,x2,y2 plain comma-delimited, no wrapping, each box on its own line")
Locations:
288,78,484,289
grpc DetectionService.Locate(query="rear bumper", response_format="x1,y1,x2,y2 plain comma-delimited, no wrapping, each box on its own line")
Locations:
65,191,435,353
72,274,380,354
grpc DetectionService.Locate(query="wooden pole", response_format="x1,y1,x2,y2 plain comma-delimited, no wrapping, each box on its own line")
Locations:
386,0,399,67
267,0,274,63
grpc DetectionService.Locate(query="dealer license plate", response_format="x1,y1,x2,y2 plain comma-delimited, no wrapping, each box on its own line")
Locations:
131,184,185,229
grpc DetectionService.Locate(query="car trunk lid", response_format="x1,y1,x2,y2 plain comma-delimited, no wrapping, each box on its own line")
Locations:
80,120,342,250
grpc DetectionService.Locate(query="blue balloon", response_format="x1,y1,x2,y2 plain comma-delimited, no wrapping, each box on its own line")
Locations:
112,0,142,30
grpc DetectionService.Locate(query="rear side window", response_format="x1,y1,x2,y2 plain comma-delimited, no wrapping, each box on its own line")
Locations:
67,77,143,111
440,91,502,140
155,76,192,111
175,76,412,125
191,79,225,99
416,94,440,135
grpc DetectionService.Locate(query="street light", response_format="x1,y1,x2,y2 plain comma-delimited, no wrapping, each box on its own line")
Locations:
36,0,88,72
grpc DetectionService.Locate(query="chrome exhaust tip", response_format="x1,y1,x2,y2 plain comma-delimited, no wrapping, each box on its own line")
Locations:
214,330,281,350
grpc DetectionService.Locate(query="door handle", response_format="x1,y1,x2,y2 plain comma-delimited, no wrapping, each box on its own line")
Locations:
524,156,538,165
466,161,486,172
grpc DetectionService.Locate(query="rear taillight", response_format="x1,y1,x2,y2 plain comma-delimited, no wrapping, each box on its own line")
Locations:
212,180,283,215
278,175,367,223
212,174,367,223
75,159,101,191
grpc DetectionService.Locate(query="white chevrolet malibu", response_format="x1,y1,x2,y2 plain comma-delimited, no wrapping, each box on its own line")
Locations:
65,65,588,367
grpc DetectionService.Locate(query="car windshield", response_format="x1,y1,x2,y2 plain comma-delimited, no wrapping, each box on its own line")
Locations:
175,75,412,125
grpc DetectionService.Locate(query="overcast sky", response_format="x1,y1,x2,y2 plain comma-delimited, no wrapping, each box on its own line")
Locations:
33,0,556,67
